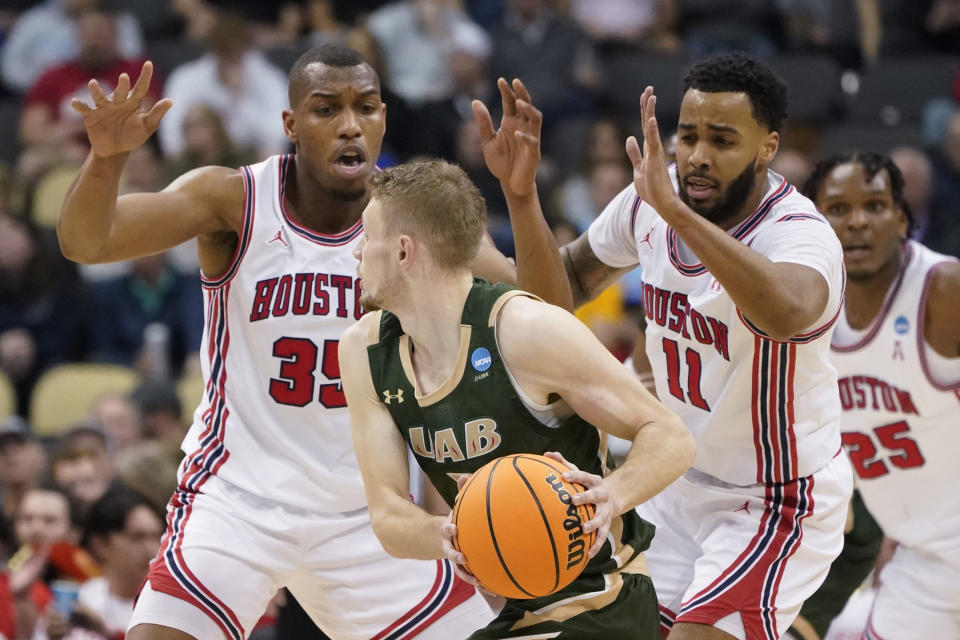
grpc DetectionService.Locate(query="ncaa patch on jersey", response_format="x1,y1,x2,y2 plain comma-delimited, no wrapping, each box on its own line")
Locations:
471,347,492,372
894,315,909,334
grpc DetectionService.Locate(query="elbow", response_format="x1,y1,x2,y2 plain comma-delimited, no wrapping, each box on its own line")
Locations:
56,224,100,264
750,303,812,342
368,512,407,560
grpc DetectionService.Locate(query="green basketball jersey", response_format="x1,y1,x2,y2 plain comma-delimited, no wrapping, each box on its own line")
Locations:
366,279,655,590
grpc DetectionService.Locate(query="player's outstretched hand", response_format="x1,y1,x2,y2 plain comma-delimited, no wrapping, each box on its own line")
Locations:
472,77,542,197
71,60,173,159
543,451,619,559
626,86,682,220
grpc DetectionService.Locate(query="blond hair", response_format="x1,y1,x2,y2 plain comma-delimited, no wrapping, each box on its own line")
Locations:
369,161,486,271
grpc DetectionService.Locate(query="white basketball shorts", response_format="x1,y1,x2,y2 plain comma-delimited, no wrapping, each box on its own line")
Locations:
642,451,853,640
129,472,493,640
863,545,960,639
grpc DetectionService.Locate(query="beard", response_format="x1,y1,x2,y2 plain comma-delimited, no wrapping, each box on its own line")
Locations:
678,156,760,226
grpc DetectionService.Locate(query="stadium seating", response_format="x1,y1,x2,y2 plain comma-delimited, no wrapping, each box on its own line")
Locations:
29,363,140,437
848,56,960,125
0,371,16,420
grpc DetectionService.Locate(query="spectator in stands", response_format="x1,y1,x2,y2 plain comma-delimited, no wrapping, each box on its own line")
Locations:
556,116,630,229
678,0,784,58
928,111,960,257
90,392,143,455
158,11,289,159
304,0,349,48
368,0,486,105
19,1,160,172
6,485,84,640
366,0,489,158
890,145,936,241
0,417,47,524
50,441,114,515
778,0,879,67
165,104,257,180
130,378,185,452
113,441,180,514
77,488,162,639
0,212,84,416
559,159,633,232
771,147,814,188
568,0,680,53
0,0,144,94
488,0,599,127
86,252,202,378
923,0,960,54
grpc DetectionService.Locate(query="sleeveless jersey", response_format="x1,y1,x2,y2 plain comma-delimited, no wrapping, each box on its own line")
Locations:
178,154,367,512
366,279,655,599
830,241,960,568
588,168,845,485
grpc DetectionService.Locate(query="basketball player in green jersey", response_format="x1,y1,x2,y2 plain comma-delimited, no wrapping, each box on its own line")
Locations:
338,160,695,639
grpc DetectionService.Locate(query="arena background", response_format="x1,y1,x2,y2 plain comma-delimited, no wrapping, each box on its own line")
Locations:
0,0,957,638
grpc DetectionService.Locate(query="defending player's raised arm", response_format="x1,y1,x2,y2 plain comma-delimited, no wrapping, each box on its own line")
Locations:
339,315,449,561
497,297,695,514
561,233,636,308
629,87,831,340
473,78,573,310
58,62,240,265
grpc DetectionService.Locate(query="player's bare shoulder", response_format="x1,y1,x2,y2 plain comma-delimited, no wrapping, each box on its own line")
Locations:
924,260,960,357
341,311,384,352
496,294,590,364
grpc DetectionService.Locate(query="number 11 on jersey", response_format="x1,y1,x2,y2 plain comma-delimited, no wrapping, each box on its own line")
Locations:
662,338,711,411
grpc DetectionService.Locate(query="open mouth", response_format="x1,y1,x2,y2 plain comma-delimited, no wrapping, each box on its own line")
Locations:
685,177,717,199
334,147,368,176
843,244,872,259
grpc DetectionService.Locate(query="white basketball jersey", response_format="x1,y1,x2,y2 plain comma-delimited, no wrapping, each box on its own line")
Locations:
831,241,960,568
588,168,845,485
179,155,367,512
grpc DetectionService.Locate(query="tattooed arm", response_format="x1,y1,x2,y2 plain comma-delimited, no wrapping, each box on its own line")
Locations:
560,233,636,309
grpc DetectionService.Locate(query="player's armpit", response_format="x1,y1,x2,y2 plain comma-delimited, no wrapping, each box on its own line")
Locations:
923,262,960,358
562,234,634,308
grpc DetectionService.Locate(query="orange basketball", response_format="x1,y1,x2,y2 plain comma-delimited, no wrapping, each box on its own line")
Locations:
451,453,596,599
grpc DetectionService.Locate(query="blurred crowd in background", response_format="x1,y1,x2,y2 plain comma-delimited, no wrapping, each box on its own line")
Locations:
0,0,958,638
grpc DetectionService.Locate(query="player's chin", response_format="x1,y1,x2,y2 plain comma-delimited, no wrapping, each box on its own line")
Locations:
359,293,381,312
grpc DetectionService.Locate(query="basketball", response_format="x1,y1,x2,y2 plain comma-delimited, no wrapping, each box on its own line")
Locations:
451,453,596,599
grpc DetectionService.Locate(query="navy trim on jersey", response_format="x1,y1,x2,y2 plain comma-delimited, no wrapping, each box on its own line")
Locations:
668,177,792,277
201,166,256,289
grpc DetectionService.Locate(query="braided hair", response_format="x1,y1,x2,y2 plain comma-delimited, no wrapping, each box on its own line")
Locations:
801,150,914,237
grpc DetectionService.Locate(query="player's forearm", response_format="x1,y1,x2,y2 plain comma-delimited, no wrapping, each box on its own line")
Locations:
665,203,819,340
606,415,695,511
505,188,575,311
58,151,128,263
370,499,449,561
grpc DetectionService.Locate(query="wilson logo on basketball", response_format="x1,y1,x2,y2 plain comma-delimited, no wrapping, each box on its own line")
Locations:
544,473,587,570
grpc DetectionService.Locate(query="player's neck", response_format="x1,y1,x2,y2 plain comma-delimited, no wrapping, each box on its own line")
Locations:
284,159,367,235
843,249,904,330
717,182,769,232
402,273,474,394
